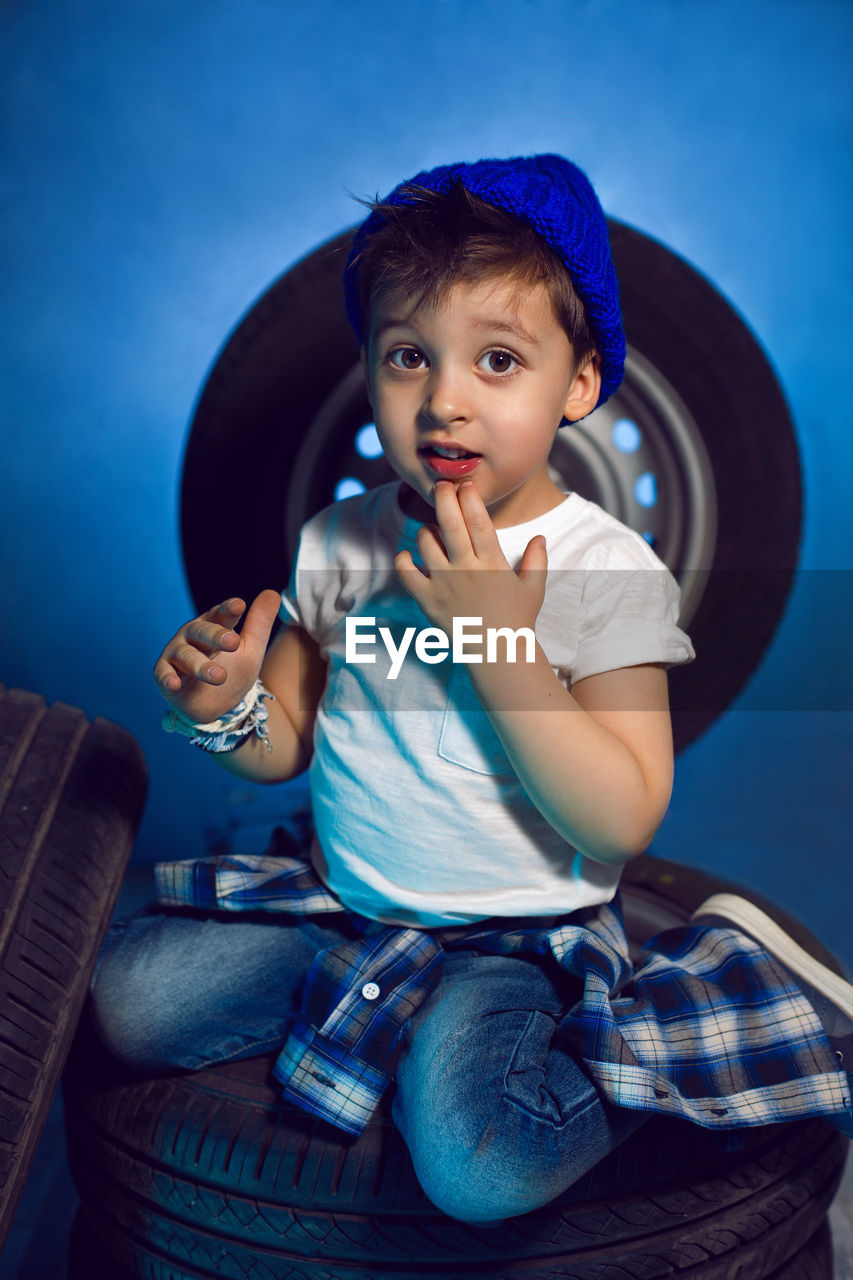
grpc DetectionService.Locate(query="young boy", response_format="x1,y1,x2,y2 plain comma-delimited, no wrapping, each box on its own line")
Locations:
91,155,851,1225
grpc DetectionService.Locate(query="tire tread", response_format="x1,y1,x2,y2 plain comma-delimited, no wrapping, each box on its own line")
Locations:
0,686,148,1243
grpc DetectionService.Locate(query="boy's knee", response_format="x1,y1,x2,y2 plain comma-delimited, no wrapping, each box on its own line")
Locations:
406,1107,555,1224
87,922,203,1072
88,953,178,1071
396,1063,564,1223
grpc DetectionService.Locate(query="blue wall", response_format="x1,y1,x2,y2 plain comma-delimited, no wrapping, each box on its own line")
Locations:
2,0,851,968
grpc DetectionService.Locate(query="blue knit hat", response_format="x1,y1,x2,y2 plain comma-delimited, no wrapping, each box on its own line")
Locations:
343,154,625,408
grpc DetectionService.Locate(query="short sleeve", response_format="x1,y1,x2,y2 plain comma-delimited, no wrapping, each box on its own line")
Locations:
572,554,695,685
278,515,334,642
279,551,305,630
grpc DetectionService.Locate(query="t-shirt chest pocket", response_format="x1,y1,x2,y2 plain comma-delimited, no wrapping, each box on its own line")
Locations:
437,666,514,777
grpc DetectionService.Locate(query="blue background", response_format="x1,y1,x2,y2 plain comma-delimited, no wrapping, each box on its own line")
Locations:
2,0,851,968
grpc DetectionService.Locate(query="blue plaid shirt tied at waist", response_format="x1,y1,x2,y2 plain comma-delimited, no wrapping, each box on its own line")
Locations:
155,834,849,1137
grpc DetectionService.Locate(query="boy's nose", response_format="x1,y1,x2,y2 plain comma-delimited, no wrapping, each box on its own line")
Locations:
420,368,471,426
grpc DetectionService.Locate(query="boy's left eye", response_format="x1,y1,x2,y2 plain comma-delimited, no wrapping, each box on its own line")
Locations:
477,350,518,374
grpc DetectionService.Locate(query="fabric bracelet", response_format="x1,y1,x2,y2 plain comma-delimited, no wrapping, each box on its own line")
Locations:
162,679,275,753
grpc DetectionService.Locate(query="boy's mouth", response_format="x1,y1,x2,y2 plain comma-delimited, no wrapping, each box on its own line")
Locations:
419,443,482,479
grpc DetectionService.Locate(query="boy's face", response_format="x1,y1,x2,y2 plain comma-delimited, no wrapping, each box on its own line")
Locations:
362,276,600,528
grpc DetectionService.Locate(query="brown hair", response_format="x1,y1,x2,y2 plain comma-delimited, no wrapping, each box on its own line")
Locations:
352,181,597,371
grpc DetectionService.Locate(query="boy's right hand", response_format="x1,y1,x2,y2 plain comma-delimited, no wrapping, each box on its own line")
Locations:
153,589,281,723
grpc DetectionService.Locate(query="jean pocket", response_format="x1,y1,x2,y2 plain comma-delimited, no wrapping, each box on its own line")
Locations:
437,667,513,777
504,1008,599,1126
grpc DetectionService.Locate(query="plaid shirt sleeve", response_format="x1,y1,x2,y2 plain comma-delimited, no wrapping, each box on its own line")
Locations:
446,902,849,1128
548,908,851,1128
154,851,344,914
273,928,443,1134
155,844,446,1134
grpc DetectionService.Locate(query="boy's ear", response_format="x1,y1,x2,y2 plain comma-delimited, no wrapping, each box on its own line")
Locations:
562,354,602,423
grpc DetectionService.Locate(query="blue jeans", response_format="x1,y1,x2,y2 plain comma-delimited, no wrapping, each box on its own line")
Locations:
89,908,645,1223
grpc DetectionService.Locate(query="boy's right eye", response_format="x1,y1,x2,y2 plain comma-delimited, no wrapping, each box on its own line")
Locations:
388,347,427,370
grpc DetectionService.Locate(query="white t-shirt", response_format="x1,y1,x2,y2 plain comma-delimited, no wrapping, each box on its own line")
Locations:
281,482,695,926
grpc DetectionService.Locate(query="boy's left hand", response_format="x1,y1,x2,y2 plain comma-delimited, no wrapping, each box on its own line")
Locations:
394,480,547,635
